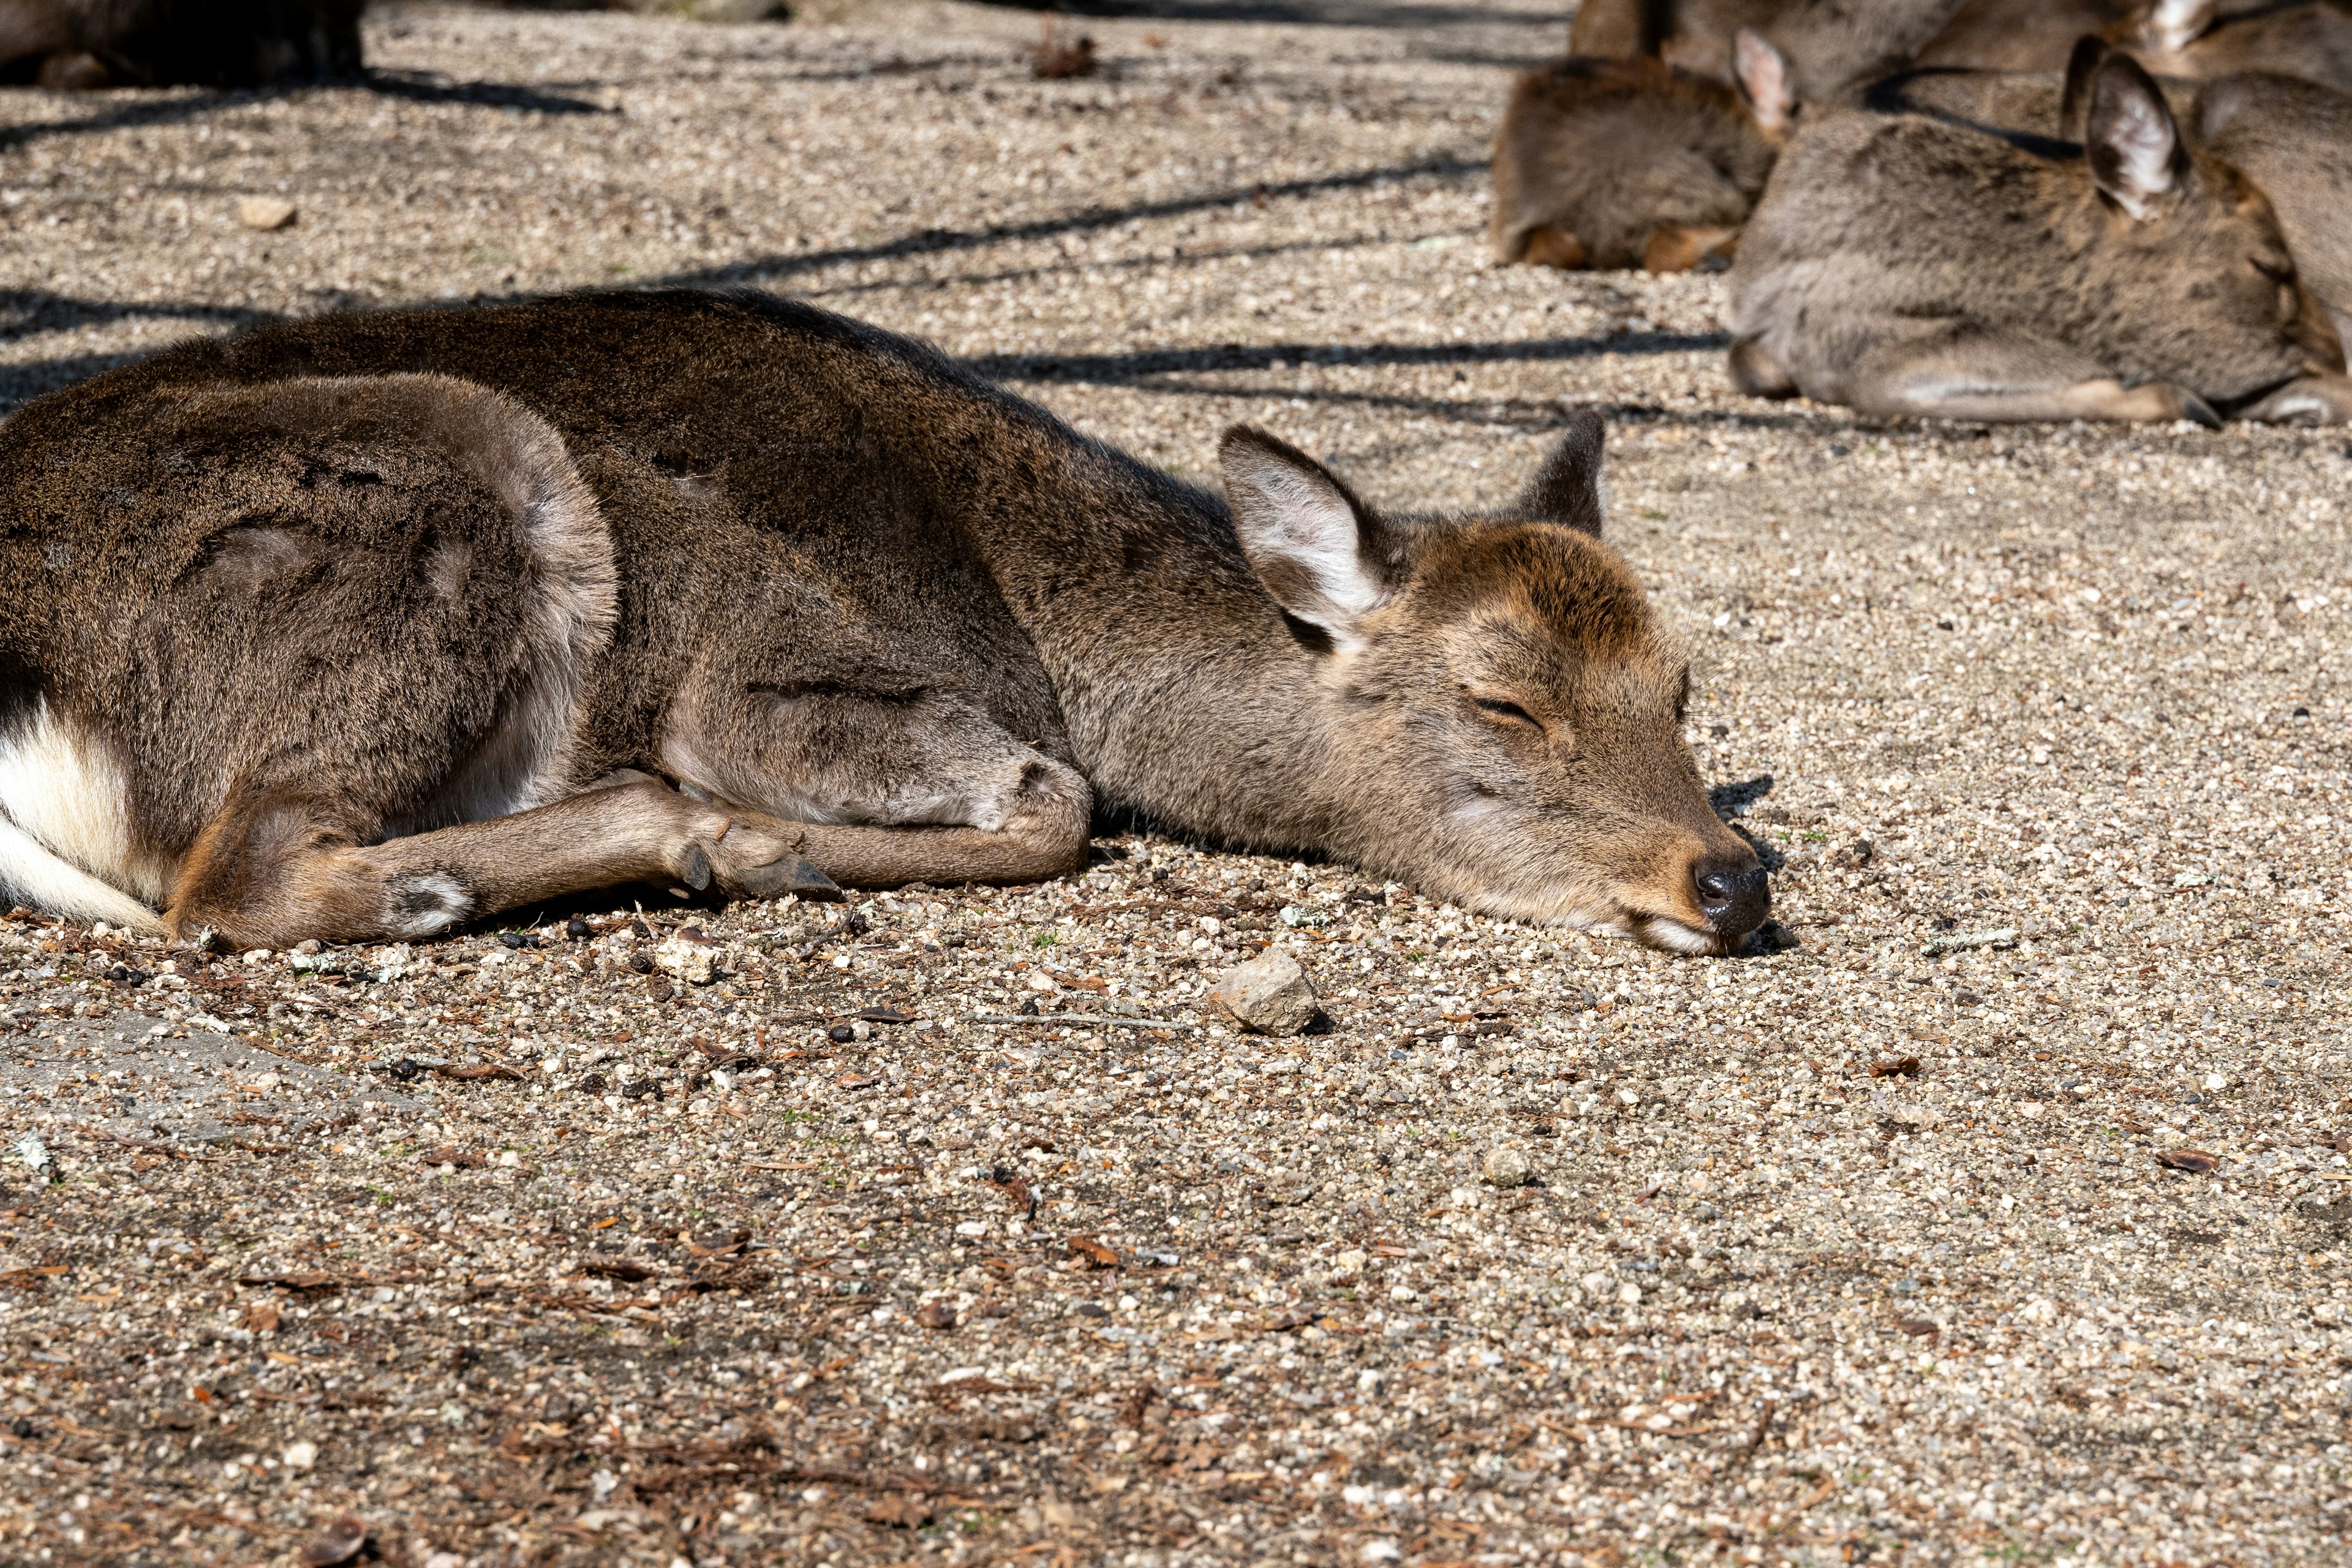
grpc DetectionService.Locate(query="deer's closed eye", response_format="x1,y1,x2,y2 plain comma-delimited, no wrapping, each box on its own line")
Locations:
1471,695,1543,731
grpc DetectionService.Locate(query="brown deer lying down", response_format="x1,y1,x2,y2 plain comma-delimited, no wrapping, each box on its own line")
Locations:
0,292,1770,956
0,0,363,89
1868,44,2352,388
1727,48,2352,423
1489,47,1789,271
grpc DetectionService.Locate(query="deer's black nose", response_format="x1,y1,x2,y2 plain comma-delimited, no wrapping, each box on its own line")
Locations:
1693,858,1771,946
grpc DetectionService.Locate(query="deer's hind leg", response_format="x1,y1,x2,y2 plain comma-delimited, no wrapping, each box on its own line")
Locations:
1844,324,2222,426
165,782,837,951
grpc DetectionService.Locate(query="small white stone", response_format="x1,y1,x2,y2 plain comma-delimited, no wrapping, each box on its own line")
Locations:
2201,1072,2228,1090
281,1439,317,1471
237,195,297,230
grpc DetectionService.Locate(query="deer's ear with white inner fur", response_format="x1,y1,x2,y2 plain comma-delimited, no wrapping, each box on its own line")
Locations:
1518,411,1606,537
1220,426,1390,646
1732,28,1794,135
2087,52,2187,219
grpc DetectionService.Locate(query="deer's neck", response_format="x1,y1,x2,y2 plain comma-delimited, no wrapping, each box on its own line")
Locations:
979,446,1354,851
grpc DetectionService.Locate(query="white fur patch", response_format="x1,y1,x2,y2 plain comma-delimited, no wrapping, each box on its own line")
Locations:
2096,81,2179,219
2149,0,2214,51
384,872,471,938
0,701,170,930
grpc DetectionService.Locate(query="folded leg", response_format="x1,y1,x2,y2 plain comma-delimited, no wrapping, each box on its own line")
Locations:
1844,325,2220,426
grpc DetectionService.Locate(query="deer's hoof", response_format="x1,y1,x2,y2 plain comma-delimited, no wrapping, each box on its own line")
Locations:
727,854,842,902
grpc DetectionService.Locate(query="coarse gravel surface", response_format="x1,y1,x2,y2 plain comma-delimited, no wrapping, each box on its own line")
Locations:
2,2,2351,1566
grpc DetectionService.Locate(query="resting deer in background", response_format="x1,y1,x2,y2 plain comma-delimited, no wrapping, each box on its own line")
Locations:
0,292,1770,956
1727,47,2352,423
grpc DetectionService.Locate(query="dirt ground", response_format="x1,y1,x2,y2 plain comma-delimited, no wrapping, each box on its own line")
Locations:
2,2,2349,1565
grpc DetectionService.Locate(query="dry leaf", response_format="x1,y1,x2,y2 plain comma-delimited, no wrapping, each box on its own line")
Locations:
836,1072,881,1090
1894,1316,1939,1338
2155,1148,2222,1175
241,1300,282,1335
436,1063,526,1082
0,1264,68,1287
916,1299,959,1330
582,1259,655,1283
296,1513,370,1567
420,1146,489,1169
1066,1235,1118,1268
1869,1057,1923,1079
854,1007,916,1023
865,1493,935,1528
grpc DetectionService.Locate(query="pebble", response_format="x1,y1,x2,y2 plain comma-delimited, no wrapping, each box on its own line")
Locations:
654,928,715,986
236,195,298,231
1204,948,1317,1036
1480,1145,1533,1186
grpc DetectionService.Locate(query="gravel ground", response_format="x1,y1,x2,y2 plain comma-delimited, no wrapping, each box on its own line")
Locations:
3,2,2351,1565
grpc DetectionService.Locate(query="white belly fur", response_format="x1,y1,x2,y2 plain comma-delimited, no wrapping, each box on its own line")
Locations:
0,701,172,931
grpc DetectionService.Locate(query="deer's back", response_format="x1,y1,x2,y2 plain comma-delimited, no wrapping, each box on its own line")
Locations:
0,292,1131,819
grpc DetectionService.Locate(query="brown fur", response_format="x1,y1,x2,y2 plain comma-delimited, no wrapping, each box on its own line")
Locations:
0,292,1766,954
2196,72,2352,352
1912,0,2352,81
0,0,363,88
1728,50,2352,423
1490,55,1781,269
1572,0,1968,98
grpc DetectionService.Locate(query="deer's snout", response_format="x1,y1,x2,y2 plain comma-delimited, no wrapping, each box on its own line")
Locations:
1692,854,1771,948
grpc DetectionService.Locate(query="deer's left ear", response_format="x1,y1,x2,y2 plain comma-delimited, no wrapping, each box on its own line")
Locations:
1518,411,1607,538
1220,426,1392,647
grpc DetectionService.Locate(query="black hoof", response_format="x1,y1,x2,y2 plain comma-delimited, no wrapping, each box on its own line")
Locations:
729,855,842,902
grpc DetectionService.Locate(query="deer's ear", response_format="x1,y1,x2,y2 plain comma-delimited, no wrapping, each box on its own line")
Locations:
1219,427,1390,646
1732,28,1795,134
1519,412,1607,538
2087,51,2187,219
2059,34,2109,134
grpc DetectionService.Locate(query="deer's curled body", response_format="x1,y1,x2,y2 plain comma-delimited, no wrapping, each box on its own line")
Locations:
0,291,1768,954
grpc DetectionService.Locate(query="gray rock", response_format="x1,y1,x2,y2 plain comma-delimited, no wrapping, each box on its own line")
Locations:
1482,1145,1532,1186
1204,949,1316,1036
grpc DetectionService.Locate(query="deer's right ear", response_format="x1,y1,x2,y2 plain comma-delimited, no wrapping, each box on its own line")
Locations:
1732,28,1794,135
1518,411,1606,537
1220,427,1390,647
2086,52,2187,219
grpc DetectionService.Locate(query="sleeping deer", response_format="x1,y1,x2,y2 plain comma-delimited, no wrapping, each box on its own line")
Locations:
0,292,1770,956
1489,45,1790,271
1727,46,2352,423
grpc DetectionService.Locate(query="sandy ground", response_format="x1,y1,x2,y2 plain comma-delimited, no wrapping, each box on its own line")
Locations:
2,2,2350,1565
